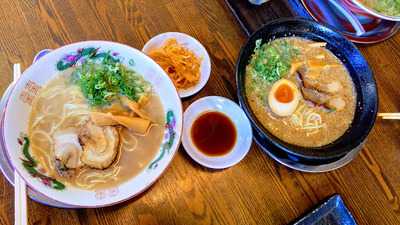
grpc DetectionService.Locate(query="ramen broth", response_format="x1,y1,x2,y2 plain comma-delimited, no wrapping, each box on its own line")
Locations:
28,70,165,189
245,37,356,147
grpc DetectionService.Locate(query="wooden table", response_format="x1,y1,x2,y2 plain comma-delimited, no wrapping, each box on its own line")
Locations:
0,0,399,224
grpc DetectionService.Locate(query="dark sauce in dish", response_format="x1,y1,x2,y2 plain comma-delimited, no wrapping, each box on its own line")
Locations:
190,111,237,156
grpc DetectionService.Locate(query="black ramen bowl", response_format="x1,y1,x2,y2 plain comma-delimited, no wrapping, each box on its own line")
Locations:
236,18,378,164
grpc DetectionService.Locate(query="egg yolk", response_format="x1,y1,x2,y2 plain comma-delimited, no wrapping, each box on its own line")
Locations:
274,84,294,103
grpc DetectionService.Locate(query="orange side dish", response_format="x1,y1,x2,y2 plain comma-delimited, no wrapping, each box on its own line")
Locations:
148,38,202,90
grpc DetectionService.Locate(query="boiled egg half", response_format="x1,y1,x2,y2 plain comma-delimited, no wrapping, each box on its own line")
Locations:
268,79,300,117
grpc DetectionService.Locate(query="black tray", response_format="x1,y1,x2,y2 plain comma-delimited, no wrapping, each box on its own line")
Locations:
294,195,357,225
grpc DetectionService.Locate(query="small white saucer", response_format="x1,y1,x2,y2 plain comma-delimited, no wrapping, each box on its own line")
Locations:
142,32,211,98
182,96,253,169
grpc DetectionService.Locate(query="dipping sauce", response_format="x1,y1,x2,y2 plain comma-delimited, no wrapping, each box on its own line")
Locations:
190,111,237,156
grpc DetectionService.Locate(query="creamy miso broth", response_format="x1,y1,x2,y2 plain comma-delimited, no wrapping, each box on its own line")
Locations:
28,55,165,190
245,37,356,147
358,0,400,17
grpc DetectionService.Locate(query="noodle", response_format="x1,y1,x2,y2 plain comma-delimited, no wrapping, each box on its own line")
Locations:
51,112,90,134
120,129,138,152
75,166,121,189
291,103,325,135
31,130,54,146
32,114,62,129
131,123,161,137
63,103,88,112
39,85,64,98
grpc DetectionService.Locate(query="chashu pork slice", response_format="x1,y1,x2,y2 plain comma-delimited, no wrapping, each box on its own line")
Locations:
301,87,330,105
79,122,120,169
297,66,343,95
53,130,83,169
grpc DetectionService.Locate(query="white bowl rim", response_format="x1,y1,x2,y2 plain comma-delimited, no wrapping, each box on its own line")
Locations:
142,32,212,98
350,0,400,21
2,40,183,208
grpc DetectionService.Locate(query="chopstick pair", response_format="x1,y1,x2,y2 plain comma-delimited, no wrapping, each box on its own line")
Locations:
378,113,400,120
13,63,27,225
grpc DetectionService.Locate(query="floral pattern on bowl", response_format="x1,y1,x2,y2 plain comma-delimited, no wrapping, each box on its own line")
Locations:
18,133,65,190
149,110,176,170
56,47,123,71
2,41,183,208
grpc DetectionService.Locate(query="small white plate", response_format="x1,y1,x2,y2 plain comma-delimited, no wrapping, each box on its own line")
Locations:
142,32,211,98
182,96,253,169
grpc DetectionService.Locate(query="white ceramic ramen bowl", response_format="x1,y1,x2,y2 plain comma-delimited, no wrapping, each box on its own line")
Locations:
2,41,183,208
142,32,211,98
182,96,253,169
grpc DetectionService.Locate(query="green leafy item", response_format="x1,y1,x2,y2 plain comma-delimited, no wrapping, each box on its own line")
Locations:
370,0,400,17
249,39,298,84
72,53,150,106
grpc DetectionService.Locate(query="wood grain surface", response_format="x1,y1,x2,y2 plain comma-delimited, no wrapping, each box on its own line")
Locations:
0,0,399,224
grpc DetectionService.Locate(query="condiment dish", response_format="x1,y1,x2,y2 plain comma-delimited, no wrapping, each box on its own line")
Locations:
142,32,211,98
182,96,252,169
